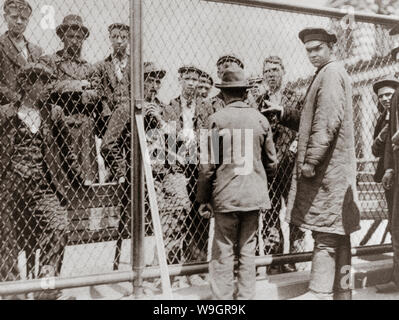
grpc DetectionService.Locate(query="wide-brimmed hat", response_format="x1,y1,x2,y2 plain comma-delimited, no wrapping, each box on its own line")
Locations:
373,76,399,95
17,63,55,84
144,61,166,79
216,54,244,69
298,28,337,44
56,14,90,39
3,0,31,15
199,70,213,86
178,64,202,76
215,67,252,89
108,23,129,33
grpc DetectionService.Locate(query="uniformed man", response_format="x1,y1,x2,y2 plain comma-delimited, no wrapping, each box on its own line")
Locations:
40,15,108,184
0,0,42,105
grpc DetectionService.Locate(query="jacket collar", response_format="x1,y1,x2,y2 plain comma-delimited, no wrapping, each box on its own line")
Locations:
0,32,39,67
226,100,249,108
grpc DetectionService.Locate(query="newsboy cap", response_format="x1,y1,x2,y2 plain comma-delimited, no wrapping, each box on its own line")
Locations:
3,0,31,15
56,14,90,39
216,54,244,69
144,61,166,79
108,23,130,33
373,76,399,95
263,56,284,70
298,28,337,44
178,64,202,76
199,70,214,86
215,66,252,89
248,75,263,85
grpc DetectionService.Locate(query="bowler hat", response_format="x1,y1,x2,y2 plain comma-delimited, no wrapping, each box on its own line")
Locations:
373,76,399,95
298,28,337,44
144,61,166,79
199,71,213,86
56,14,90,39
3,0,31,15
216,54,244,69
17,62,55,83
178,64,202,76
108,23,129,33
215,66,252,89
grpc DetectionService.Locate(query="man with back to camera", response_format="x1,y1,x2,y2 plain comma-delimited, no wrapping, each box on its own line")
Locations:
196,66,277,299
264,28,360,300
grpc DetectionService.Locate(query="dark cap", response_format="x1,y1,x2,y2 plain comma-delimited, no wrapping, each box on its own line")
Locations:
3,0,31,15
373,76,399,95
216,54,244,69
56,14,90,39
108,23,129,33
248,75,263,85
298,28,337,44
215,66,252,89
199,71,213,86
144,62,166,79
178,64,202,76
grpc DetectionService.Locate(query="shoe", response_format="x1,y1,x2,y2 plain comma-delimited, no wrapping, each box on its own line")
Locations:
281,264,297,273
376,281,399,293
291,290,333,300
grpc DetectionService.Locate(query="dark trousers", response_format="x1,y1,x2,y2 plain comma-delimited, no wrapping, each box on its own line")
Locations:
309,232,352,299
210,211,259,300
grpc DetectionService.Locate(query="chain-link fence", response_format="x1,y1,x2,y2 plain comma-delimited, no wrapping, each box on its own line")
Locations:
0,0,398,298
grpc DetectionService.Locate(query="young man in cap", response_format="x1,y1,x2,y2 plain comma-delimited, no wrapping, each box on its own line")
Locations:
377,25,399,293
197,66,277,299
0,63,82,299
197,70,213,100
94,23,130,115
40,15,108,185
0,0,43,105
257,56,305,273
265,28,360,300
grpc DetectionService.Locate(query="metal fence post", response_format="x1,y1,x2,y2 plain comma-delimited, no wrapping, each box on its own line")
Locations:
131,0,145,297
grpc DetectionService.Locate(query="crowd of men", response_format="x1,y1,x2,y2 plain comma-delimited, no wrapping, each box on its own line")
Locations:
1,0,399,301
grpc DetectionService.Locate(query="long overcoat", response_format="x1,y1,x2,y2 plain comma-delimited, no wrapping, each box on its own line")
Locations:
283,60,360,235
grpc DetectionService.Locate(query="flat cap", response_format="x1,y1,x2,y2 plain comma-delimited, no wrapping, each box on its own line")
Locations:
178,64,202,75
144,61,166,79
263,56,284,70
3,0,32,15
199,71,214,86
373,76,399,95
298,28,337,44
108,23,129,33
216,54,244,69
248,75,263,85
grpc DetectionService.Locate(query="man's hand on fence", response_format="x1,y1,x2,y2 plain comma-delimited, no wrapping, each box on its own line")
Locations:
261,100,284,118
382,169,394,190
118,177,126,184
198,203,213,219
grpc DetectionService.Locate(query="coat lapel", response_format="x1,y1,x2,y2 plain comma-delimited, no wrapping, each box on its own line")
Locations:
0,33,27,68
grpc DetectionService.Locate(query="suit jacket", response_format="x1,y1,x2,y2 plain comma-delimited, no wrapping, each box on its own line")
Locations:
0,102,82,203
196,101,277,213
0,32,43,105
93,54,130,113
283,59,360,235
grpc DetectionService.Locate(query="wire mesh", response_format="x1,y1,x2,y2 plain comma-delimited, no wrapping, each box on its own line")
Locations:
0,0,397,297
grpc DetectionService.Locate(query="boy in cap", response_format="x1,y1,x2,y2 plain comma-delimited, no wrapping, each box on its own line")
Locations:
197,70,213,100
197,66,277,299
0,0,43,105
377,25,399,293
40,15,108,185
0,63,82,299
264,28,360,300
94,23,130,115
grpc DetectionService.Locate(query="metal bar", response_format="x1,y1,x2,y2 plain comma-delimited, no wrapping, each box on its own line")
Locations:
1,244,391,296
136,114,173,298
202,0,399,26
131,0,145,297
